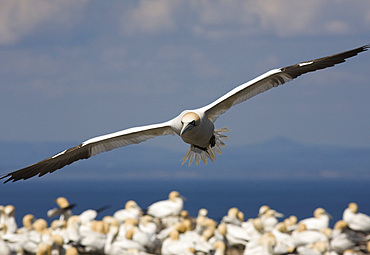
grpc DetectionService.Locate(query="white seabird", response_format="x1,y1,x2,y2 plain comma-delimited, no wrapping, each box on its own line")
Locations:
47,197,75,222
113,200,142,224
147,191,184,219
299,208,331,231
261,209,284,232
1,45,368,182
330,220,356,254
342,202,370,232
3,205,17,234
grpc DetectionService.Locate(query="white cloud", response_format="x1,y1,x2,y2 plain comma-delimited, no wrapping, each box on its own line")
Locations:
120,0,370,38
195,0,370,38
3,1,368,44
0,0,88,45
121,0,179,35
324,20,349,35
250,1,322,36
190,0,252,25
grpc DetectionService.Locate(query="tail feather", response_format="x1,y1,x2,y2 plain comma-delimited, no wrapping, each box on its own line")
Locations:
188,151,195,166
181,128,230,166
207,147,216,162
213,145,222,155
201,152,209,165
195,153,201,165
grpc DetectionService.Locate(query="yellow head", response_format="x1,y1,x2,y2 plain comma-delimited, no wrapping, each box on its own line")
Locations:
180,112,200,136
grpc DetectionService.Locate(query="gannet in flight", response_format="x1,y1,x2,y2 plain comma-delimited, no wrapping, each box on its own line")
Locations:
1,45,368,183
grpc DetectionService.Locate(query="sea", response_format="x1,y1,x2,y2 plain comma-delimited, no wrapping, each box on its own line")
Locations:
1,178,369,228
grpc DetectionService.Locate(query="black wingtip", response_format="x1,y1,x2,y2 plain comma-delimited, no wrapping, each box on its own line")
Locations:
2,143,91,184
67,203,77,211
281,44,370,79
1,166,39,184
96,205,111,214
353,44,369,54
359,44,369,52
0,174,15,184
1,175,26,184
363,44,370,53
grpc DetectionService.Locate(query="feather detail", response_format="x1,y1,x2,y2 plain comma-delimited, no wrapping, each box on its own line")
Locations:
181,128,230,166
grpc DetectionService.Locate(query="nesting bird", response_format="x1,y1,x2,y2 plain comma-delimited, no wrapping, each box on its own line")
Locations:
260,209,284,232
342,202,370,232
1,45,369,182
299,208,331,231
291,223,330,248
113,200,142,224
147,191,185,219
330,220,357,254
3,205,17,234
1,198,370,254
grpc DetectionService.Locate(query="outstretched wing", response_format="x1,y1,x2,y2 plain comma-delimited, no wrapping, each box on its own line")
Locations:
1,122,175,183
203,45,369,122
47,204,76,218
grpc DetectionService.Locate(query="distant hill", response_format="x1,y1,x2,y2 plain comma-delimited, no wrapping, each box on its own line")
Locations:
0,138,369,181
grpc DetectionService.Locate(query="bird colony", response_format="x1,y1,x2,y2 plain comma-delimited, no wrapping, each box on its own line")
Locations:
1,191,370,255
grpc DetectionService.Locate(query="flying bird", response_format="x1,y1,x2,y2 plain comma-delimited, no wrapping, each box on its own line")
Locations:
1,45,368,183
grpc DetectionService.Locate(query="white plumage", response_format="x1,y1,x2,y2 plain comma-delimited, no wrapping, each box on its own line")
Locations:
342,202,370,232
113,200,142,224
299,208,331,231
147,191,184,219
1,45,368,182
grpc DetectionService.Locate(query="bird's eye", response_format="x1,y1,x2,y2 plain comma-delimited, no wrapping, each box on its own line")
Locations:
181,121,184,124
191,120,196,125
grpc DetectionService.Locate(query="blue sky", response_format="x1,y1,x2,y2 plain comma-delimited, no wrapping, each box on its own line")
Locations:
1,0,369,154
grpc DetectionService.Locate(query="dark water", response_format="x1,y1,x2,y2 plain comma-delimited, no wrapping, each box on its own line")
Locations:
1,179,369,228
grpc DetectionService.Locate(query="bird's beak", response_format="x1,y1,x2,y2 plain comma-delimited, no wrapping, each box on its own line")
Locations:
275,211,284,218
326,212,333,219
180,123,193,136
